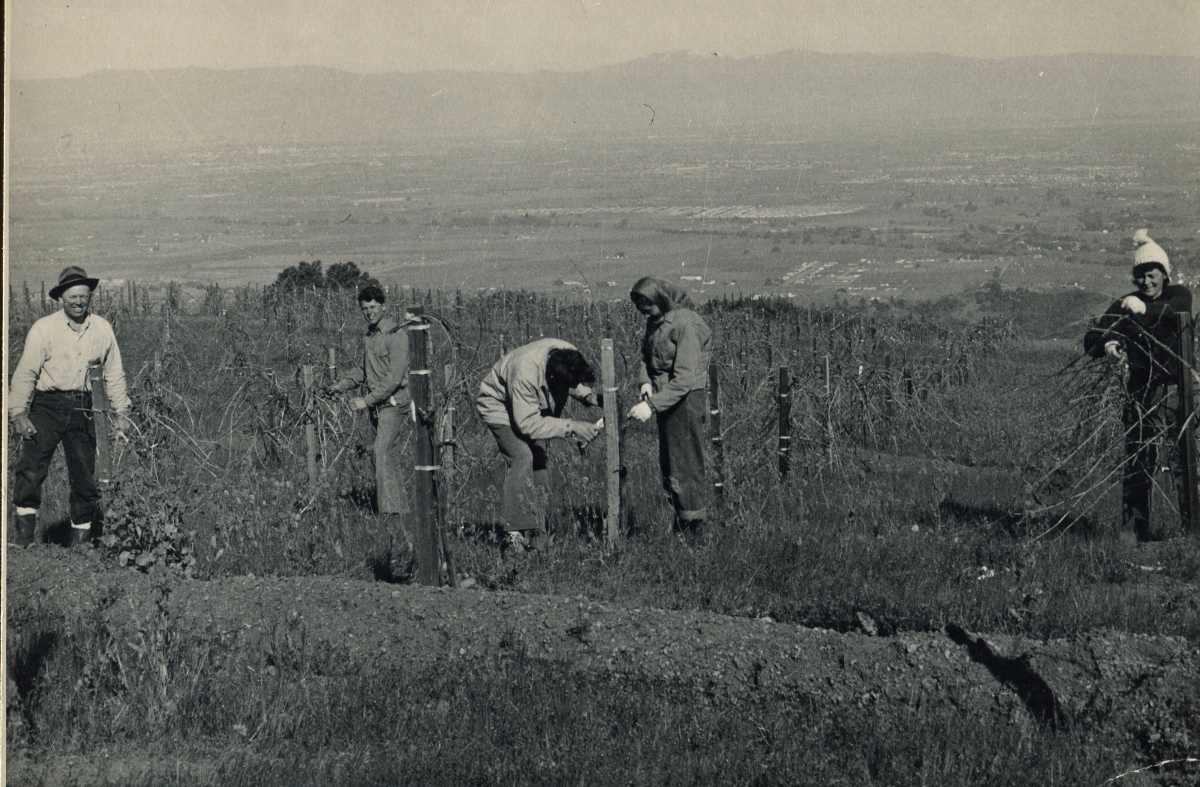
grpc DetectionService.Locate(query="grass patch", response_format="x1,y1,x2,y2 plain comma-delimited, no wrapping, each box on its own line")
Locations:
9,641,1151,787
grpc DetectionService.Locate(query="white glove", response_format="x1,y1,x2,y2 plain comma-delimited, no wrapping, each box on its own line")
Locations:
628,401,654,423
1120,295,1146,315
1104,340,1124,359
639,383,653,400
351,397,368,411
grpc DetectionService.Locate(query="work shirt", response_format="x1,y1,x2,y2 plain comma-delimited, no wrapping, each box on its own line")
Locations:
476,338,596,441
639,308,712,412
337,315,411,409
8,310,130,417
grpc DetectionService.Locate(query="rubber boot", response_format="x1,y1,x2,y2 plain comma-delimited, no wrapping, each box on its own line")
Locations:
9,513,37,547
69,522,93,549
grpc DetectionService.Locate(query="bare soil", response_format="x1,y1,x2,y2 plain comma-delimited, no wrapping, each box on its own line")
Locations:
6,546,1198,782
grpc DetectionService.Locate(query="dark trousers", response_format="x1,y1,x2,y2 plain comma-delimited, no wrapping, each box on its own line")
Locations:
487,423,549,533
657,390,709,523
12,390,100,525
1123,382,1189,540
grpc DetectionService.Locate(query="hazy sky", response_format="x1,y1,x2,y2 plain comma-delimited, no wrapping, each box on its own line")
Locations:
7,0,1199,79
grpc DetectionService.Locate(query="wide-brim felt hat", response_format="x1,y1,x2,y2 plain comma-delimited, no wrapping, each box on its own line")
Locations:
49,266,99,299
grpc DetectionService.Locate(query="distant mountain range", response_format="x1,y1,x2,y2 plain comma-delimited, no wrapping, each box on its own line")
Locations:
10,51,1199,150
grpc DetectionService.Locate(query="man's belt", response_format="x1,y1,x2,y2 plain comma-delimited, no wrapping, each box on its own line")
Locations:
37,389,92,400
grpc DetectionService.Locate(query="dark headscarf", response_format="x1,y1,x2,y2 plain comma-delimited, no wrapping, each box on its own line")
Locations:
630,277,692,316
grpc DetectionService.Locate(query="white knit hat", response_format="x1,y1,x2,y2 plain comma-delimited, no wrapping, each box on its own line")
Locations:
1132,228,1170,276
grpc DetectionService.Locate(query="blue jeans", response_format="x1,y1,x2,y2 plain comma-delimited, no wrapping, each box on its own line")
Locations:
12,390,100,525
370,404,410,516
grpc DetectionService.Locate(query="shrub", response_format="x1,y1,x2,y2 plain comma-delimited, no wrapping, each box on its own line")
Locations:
101,464,197,576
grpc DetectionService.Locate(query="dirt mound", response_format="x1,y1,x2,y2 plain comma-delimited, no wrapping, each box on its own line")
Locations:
7,547,1198,769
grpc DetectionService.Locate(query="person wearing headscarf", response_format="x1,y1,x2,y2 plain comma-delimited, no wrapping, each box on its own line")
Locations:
1084,229,1194,541
627,277,713,534
477,338,603,550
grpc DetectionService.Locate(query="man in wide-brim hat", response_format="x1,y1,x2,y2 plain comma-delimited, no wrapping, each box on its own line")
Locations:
7,266,132,548
46,265,100,299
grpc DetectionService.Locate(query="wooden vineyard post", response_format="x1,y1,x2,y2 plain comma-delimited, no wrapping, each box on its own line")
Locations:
778,366,791,477
601,339,621,544
1176,312,1199,534
302,365,319,487
153,351,162,378
327,347,338,383
708,363,725,500
408,317,441,585
441,364,458,535
87,363,113,487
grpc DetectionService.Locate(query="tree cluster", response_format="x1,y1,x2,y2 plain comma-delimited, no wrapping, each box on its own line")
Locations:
273,261,379,293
